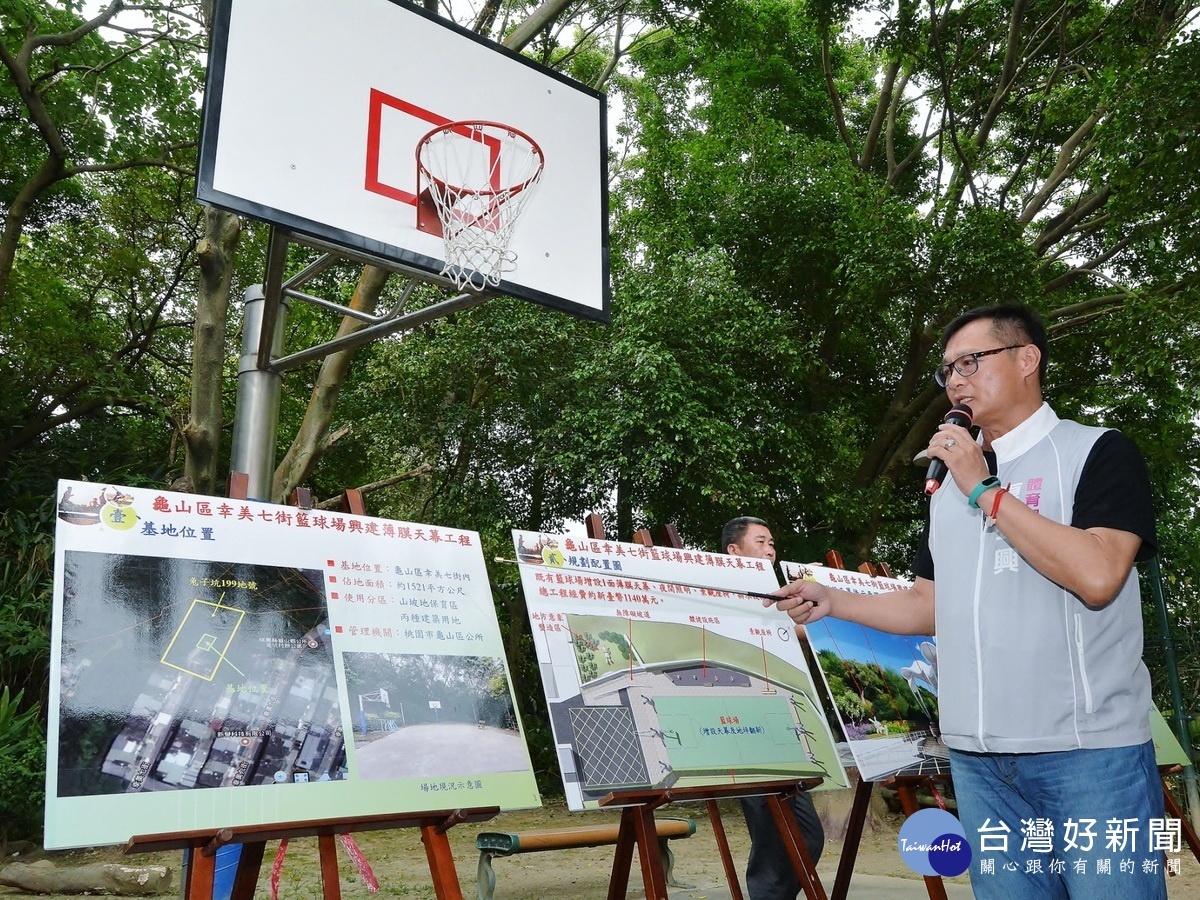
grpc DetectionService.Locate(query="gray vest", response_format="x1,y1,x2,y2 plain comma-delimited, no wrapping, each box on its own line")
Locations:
930,416,1151,753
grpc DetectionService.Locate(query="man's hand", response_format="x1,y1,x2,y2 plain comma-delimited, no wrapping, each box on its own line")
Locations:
765,575,937,636
926,422,990,497
764,578,832,626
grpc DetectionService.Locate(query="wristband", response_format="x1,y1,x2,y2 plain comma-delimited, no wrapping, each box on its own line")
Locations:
988,486,1009,522
968,476,1001,510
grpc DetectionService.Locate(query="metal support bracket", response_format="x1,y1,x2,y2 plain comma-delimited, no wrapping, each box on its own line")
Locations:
255,226,495,374
229,226,496,500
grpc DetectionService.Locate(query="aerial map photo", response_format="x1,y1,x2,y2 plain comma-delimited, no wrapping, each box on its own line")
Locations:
57,550,347,797
780,562,949,782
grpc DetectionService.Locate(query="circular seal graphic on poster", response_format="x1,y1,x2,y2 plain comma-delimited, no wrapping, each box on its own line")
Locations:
897,808,972,877
100,500,138,531
541,541,565,567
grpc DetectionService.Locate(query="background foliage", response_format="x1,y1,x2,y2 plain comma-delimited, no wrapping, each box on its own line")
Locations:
3,0,1198,840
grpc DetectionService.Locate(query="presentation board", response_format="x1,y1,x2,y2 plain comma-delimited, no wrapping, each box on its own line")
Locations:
1151,706,1191,767
513,532,849,810
45,481,539,849
780,562,948,782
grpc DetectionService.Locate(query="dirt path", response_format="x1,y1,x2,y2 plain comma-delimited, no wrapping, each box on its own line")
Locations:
5,796,1198,899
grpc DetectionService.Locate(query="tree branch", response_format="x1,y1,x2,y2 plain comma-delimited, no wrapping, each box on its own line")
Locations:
1039,232,1132,293
272,265,392,502
63,143,197,179
1017,110,1102,226
313,465,435,509
861,57,901,172
821,33,858,165
1044,293,1130,326
471,0,504,38
593,9,624,90
1031,186,1110,255
503,0,579,53
25,0,124,52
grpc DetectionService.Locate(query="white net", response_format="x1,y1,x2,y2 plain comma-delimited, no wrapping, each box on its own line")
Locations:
416,121,545,292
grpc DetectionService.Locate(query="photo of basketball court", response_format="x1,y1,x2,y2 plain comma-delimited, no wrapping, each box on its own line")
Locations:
341,651,534,782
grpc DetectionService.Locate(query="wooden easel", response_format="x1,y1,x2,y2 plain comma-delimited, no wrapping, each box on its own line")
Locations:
818,549,954,900
583,514,828,899
126,809,499,900
122,475,500,900
1160,764,1200,865
828,772,951,900
599,781,825,900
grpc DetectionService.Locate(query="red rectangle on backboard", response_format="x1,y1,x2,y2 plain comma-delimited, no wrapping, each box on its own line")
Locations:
364,90,450,206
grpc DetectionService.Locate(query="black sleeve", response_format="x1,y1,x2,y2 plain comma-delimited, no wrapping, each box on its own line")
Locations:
1072,430,1158,561
910,438,1155,577
911,512,934,581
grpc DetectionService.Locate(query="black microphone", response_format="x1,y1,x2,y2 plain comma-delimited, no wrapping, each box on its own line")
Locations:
924,404,974,496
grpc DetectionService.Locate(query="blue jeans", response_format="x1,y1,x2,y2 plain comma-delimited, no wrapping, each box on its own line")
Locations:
948,741,1167,899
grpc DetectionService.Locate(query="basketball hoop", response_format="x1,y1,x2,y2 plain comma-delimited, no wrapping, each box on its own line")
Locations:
416,121,545,292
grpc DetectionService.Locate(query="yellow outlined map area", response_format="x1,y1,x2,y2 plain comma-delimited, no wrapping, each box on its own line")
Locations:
161,599,246,681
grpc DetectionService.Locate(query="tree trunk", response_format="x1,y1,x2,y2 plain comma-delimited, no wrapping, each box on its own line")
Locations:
501,0,577,52
183,207,241,496
616,469,633,544
496,465,548,712
0,861,171,896
0,156,61,314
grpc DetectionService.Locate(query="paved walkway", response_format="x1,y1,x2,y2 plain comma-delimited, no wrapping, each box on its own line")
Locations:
655,872,974,898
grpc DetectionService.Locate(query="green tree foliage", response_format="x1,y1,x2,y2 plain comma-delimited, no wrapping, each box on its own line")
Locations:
597,0,1200,563
0,1,205,310
342,652,513,728
2,165,211,472
599,630,633,660
816,649,933,729
0,686,45,849
0,482,53,704
1,3,226,483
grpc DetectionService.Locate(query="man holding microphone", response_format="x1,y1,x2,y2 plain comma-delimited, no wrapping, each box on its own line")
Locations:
768,305,1165,899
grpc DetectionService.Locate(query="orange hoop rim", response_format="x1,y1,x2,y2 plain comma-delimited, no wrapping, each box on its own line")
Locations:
416,120,545,200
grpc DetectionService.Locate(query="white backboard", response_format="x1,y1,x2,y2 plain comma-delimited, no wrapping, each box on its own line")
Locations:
198,0,610,322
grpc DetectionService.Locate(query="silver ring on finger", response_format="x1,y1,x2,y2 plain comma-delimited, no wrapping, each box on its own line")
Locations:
944,439,957,449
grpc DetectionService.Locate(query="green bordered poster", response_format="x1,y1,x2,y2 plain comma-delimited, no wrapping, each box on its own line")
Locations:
45,480,539,848
512,531,849,810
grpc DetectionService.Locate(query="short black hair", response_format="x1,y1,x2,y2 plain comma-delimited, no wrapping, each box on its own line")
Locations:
942,304,1049,384
721,516,769,551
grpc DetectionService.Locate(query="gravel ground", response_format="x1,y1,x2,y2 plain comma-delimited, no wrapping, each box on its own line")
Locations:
4,795,1198,899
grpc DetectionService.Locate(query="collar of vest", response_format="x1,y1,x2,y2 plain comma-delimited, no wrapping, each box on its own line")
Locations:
989,402,1059,463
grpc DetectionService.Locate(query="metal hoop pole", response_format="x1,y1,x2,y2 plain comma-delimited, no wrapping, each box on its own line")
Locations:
230,285,290,501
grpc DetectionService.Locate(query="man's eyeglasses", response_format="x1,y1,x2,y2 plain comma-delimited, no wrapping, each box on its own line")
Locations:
934,345,1025,387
